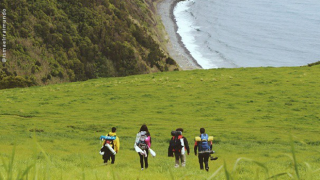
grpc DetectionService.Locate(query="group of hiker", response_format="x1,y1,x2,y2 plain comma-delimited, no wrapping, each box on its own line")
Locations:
99,124,217,171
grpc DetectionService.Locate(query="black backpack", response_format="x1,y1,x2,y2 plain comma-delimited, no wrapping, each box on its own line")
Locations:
168,131,183,156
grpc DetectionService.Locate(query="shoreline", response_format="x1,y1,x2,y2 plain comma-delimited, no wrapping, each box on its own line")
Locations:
157,0,202,70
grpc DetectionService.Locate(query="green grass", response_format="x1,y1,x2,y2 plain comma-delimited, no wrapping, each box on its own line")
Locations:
0,66,320,179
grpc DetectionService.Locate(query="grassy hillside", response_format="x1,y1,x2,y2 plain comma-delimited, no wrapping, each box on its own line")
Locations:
0,0,179,89
1,65,320,179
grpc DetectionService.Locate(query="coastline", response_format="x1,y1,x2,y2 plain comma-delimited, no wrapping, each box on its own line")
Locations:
157,0,202,70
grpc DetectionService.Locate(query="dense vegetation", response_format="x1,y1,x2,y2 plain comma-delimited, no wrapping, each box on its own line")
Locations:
0,0,179,89
1,65,320,179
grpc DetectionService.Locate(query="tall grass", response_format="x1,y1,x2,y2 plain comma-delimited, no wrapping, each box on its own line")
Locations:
1,136,319,179
206,135,320,180
0,133,53,180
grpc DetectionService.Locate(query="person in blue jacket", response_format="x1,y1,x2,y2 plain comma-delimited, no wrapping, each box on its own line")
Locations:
194,128,212,171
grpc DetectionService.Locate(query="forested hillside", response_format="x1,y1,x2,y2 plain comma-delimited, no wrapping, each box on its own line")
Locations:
0,0,179,89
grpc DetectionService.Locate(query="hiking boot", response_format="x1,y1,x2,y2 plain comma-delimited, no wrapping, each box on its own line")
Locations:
205,167,209,171
174,164,179,168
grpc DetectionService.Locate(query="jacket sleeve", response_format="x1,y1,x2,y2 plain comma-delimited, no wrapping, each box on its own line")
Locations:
168,137,173,157
134,133,139,148
194,141,198,155
184,137,190,154
115,137,120,152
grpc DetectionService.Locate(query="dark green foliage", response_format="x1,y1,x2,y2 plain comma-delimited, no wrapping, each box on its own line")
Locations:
166,57,177,66
0,76,35,89
307,61,320,67
0,0,179,89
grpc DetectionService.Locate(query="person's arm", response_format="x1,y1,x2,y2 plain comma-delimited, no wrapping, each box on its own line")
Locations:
184,137,190,155
168,137,174,157
134,133,139,148
149,136,152,145
115,137,120,153
148,132,151,144
210,141,212,150
194,141,198,155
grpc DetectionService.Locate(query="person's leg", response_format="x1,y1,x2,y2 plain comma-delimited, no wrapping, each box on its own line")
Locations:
101,147,107,163
181,153,186,167
198,154,204,170
144,150,149,169
174,152,180,167
104,151,111,164
139,153,144,169
103,156,108,164
204,154,210,171
111,154,115,164
103,153,107,163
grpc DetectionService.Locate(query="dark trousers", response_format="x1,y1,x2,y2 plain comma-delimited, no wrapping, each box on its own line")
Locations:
138,150,149,168
198,153,209,170
103,153,115,164
102,146,115,164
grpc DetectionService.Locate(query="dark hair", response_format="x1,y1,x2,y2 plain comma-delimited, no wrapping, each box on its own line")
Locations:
176,128,183,132
140,124,149,133
112,127,116,132
200,128,205,134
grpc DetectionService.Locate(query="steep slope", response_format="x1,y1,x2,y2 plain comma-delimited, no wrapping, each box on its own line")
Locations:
0,0,179,89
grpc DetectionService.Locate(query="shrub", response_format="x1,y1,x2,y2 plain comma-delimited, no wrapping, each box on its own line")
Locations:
0,76,36,89
307,61,320,67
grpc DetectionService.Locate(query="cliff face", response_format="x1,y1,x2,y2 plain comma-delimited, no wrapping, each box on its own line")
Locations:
0,0,179,89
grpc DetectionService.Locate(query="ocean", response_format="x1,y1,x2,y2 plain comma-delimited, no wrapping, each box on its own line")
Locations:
174,0,320,69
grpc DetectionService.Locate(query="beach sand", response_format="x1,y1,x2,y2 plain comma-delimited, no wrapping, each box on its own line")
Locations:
157,0,202,70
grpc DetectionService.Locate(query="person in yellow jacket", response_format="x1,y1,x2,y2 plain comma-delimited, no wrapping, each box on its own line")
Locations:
102,127,120,164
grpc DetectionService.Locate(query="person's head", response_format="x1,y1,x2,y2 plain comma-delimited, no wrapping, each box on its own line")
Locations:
112,127,116,132
140,124,148,132
200,128,205,134
176,128,183,132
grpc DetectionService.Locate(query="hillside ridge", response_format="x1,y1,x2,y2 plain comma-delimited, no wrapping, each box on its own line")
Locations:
0,0,179,89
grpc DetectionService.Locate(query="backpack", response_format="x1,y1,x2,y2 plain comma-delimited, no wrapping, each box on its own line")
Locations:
168,131,183,155
137,132,148,150
103,135,116,149
198,134,210,151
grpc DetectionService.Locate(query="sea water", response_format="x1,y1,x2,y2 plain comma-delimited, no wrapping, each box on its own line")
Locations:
174,0,320,69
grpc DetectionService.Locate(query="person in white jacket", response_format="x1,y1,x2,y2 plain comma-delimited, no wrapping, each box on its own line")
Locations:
134,124,152,170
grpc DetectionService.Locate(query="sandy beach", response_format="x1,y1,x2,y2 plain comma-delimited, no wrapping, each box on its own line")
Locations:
157,0,202,70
